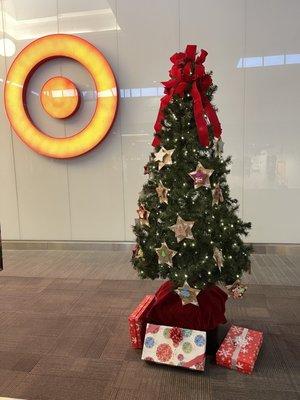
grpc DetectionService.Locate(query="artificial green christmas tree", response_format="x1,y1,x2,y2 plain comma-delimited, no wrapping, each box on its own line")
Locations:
131,45,251,298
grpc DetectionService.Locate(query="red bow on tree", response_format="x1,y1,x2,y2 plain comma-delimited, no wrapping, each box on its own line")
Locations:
152,45,222,148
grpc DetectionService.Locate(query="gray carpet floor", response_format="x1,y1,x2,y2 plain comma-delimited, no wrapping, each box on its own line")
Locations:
0,250,299,400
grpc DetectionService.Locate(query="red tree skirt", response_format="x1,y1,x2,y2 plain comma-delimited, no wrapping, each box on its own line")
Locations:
147,281,228,331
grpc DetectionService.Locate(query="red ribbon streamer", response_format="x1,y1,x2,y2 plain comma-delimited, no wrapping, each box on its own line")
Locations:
152,45,222,147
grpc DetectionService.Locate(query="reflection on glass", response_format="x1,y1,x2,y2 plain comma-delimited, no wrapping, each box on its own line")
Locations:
237,54,300,68
2,1,120,40
245,146,299,190
120,87,164,98
0,38,16,57
42,89,77,98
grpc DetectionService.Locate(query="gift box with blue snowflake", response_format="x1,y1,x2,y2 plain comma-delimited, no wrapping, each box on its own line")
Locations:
141,323,206,371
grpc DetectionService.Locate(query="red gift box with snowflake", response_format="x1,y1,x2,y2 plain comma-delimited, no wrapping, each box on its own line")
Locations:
216,325,263,374
142,323,206,371
128,295,155,349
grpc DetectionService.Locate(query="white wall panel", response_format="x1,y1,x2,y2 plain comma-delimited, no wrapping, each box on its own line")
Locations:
244,0,300,243
180,0,245,214
0,0,299,243
2,0,71,240
116,0,180,240
58,0,125,240
0,13,20,239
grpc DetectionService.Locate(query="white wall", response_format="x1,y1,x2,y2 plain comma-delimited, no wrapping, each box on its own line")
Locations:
0,0,299,243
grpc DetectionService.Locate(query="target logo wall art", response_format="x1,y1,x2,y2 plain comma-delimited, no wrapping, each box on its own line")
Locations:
4,34,118,158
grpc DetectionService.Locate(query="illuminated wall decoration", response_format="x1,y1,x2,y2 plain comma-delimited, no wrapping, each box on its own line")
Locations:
40,76,80,119
4,34,118,158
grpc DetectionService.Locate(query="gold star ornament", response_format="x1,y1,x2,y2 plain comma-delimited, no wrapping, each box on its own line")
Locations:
189,162,214,189
155,242,177,267
213,247,224,272
156,181,170,204
154,147,175,170
226,280,247,299
175,281,200,306
132,244,144,259
170,215,195,242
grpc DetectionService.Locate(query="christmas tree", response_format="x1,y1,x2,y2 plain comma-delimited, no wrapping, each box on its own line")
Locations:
132,45,251,297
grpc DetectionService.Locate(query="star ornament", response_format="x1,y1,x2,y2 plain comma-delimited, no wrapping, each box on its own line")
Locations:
213,247,224,272
226,280,247,299
175,281,200,306
170,215,195,242
155,242,177,267
189,162,214,189
137,204,150,226
156,181,170,204
212,183,224,205
154,147,175,170
132,244,144,259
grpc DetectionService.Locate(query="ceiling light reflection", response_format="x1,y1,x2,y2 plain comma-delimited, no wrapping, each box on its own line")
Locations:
237,53,300,68
0,38,16,57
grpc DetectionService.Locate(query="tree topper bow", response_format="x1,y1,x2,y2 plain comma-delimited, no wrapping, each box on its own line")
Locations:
152,44,222,148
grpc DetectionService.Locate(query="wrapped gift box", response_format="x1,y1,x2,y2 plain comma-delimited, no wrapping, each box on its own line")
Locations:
128,295,155,349
216,325,263,374
142,323,206,371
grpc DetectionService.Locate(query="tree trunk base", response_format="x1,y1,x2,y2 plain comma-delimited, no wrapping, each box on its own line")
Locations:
206,326,220,355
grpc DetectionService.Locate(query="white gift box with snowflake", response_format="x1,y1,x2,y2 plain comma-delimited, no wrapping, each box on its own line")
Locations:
142,323,206,371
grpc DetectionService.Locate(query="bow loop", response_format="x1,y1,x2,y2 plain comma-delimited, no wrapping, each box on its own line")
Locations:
169,65,182,80
194,64,205,79
182,62,194,81
162,78,177,90
185,44,197,61
174,81,188,96
201,74,212,91
170,51,186,65
196,49,208,64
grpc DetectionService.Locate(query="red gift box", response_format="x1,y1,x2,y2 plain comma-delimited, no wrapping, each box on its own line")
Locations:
128,295,155,349
216,325,263,374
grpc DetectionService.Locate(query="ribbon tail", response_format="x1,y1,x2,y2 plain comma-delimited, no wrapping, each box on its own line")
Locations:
204,102,222,138
151,135,161,147
154,93,172,133
231,328,249,370
182,354,205,368
153,92,173,147
191,81,209,147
